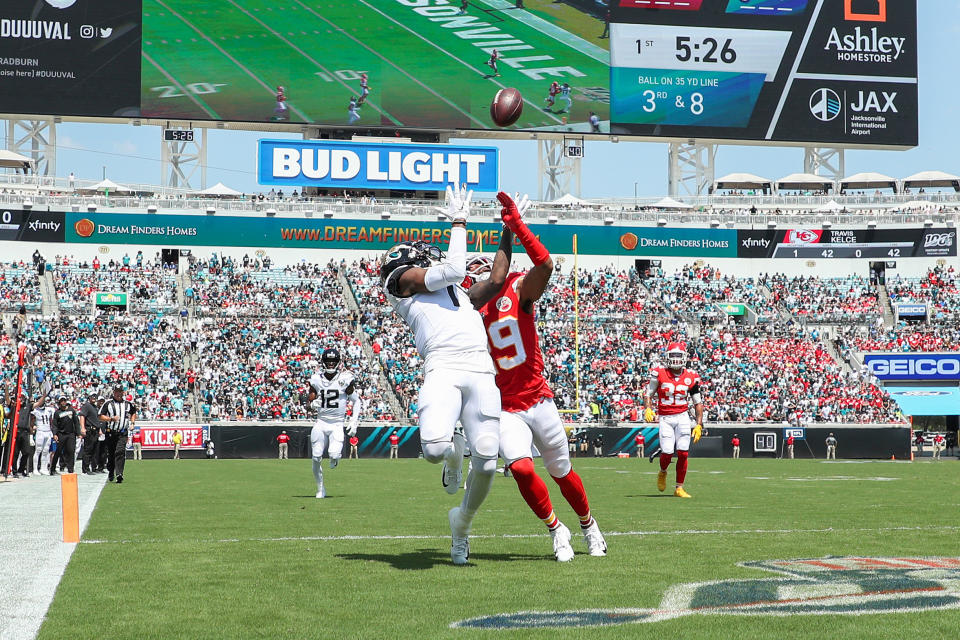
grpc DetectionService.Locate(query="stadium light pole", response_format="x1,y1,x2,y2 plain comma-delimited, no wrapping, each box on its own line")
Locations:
102,166,106,180
634,182,637,209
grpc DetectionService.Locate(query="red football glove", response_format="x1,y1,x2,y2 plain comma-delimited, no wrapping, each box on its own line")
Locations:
496,191,550,266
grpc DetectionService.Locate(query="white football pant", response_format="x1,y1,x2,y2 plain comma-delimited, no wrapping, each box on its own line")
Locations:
35,431,53,469
311,420,344,460
417,368,500,461
659,412,692,455
499,398,571,478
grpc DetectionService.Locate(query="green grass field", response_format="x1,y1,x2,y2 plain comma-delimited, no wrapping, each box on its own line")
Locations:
39,456,959,639
141,0,610,131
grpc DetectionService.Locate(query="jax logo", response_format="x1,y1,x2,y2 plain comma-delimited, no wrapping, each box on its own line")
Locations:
452,557,960,629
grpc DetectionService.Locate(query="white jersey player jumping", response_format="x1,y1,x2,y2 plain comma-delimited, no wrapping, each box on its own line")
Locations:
305,347,361,498
380,183,501,565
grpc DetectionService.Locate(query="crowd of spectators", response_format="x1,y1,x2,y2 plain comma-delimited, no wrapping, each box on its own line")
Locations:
0,263,41,313
192,316,392,421
696,326,902,424
17,313,191,420
49,253,177,314
764,274,882,323
187,253,347,318
644,265,780,323
835,323,960,353
887,265,960,322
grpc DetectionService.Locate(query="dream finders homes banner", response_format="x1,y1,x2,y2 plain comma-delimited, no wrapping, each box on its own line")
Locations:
64,212,737,257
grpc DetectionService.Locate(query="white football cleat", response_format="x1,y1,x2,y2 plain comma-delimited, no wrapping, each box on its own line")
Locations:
448,507,470,565
330,457,339,470
316,484,326,499
582,521,607,557
550,523,575,562
442,431,466,495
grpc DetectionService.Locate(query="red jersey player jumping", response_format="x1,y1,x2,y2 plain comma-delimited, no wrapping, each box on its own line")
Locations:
464,191,606,562
645,343,704,498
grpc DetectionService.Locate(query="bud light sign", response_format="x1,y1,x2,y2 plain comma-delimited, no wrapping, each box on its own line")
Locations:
864,353,960,381
258,139,499,192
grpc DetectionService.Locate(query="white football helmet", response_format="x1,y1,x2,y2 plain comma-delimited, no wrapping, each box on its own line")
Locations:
666,342,687,371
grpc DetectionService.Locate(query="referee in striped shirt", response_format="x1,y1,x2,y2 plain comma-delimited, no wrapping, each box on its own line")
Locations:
99,386,137,484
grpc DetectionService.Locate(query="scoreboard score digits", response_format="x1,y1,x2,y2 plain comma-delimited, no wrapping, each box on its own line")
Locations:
610,0,917,147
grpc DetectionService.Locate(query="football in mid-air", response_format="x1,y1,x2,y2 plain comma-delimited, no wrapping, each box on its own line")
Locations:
490,88,523,127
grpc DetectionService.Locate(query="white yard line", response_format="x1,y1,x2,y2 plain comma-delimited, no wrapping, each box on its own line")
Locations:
154,0,313,123
81,524,960,546
0,475,107,640
472,0,609,64
142,49,220,119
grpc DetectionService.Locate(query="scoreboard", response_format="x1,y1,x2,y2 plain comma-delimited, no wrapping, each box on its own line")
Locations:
611,0,918,147
737,228,957,259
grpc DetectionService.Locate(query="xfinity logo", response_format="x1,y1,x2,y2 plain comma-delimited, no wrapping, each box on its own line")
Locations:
825,26,905,62
924,232,955,248
28,219,61,232
741,237,770,249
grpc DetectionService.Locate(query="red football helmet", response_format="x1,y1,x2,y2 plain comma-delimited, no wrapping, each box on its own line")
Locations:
666,342,687,370
462,254,493,288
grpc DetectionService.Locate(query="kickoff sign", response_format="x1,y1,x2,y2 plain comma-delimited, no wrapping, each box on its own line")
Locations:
132,424,209,450
258,139,499,192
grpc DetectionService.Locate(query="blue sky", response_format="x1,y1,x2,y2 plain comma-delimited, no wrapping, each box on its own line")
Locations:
6,1,953,198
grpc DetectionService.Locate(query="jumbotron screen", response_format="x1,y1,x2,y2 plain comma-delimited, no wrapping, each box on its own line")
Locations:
0,1,917,146
610,0,918,146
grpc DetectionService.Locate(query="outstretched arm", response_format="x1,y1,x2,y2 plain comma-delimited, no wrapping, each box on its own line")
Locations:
469,226,513,310
390,184,471,298
496,192,552,312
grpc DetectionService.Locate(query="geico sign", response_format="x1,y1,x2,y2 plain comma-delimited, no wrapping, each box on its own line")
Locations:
868,358,960,377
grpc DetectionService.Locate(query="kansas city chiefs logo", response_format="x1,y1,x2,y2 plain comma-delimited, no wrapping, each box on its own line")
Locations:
785,229,823,244
496,296,512,312
454,557,960,629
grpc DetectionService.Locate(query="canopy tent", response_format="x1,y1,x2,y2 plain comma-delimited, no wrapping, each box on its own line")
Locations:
775,172,834,193
651,196,693,209
0,149,35,169
713,172,772,193
902,170,960,192
886,387,960,416
549,193,592,206
839,172,897,193
192,182,244,197
816,200,844,213
79,178,133,193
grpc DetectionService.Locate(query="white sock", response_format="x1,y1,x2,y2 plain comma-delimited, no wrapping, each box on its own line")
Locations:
458,457,497,530
312,457,324,490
